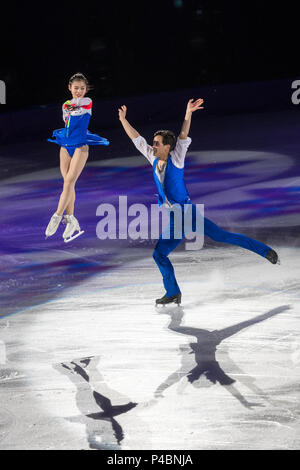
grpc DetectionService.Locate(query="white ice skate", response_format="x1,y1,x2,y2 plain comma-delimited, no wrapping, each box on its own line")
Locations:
45,212,62,239
63,215,84,243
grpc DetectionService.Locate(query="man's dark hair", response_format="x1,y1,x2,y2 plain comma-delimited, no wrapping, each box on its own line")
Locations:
154,130,176,151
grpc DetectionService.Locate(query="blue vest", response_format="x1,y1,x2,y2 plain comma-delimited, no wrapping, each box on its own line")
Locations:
153,157,190,207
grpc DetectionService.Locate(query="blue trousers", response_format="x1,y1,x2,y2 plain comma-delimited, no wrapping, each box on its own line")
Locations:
153,204,271,297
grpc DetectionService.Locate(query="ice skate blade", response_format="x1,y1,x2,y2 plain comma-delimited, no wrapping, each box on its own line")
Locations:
64,230,85,243
155,302,182,309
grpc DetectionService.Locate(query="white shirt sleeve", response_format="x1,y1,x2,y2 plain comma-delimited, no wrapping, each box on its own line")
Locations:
73,97,92,107
132,135,155,165
170,137,192,169
62,104,67,123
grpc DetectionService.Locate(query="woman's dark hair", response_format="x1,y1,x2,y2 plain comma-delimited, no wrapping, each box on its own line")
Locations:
68,73,91,91
154,130,176,151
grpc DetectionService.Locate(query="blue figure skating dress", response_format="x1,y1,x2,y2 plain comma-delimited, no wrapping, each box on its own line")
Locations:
48,97,109,156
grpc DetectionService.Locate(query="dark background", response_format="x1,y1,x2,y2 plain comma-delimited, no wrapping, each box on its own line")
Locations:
0,0,298,109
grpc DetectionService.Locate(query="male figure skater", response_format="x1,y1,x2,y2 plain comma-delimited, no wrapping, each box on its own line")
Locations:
118,99,278,305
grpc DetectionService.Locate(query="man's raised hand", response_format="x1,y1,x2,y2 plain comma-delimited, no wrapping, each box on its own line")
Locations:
179,98,204,139
118,105,127,121
118,105,140,139
186,98,204,114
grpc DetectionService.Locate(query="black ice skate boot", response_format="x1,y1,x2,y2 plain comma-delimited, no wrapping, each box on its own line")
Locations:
155,293,182,306
266,249,279,264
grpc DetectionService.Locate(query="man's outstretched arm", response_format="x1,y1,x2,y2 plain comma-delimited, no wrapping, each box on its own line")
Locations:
118,105,155,165
118,105,140,139
179,98,204,140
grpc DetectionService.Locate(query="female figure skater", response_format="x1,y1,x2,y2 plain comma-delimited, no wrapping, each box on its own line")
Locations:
46,73,109,242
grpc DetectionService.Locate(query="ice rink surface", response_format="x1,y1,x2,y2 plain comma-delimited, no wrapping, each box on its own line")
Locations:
0,112,300,449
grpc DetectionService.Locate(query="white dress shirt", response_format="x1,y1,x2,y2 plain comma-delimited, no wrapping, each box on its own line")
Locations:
132,135,192,208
